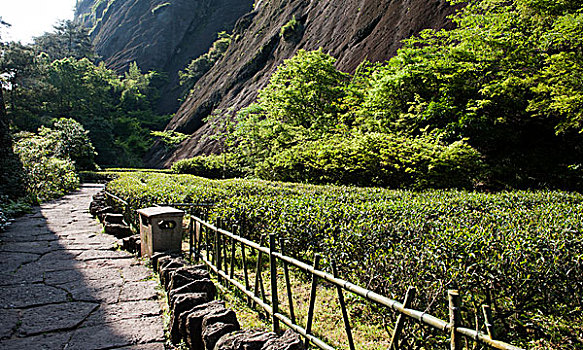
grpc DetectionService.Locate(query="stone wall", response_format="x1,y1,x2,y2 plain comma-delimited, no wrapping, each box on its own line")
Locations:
154,254,304,350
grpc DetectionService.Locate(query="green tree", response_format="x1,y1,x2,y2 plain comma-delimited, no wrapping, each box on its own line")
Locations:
256,48,348,131
0,18,26,201
353,0,583,188
234,49,349,168
50,118,96,170
33,20,94,60
12,118,94,202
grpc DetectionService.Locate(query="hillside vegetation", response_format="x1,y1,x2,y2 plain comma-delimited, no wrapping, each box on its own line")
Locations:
175,0,583,190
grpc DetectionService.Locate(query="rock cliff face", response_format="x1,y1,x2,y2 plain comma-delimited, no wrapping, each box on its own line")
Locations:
75,0,254,113
145,0,458,168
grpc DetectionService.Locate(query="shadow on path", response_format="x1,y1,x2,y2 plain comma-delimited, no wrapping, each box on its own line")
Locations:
0,184,165,350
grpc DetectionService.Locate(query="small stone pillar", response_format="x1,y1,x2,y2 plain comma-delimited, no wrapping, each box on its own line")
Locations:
137,206,184,258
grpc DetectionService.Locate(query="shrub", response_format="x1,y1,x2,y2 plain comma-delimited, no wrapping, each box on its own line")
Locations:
179,32,232,91
256,133,484,189
12,119,89,202
150,130,188,149
171,153,244,179
280,16,302,42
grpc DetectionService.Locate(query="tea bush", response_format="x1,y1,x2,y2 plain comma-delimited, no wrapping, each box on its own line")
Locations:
106,172,583,347
171,153,244,179
256,132,484,189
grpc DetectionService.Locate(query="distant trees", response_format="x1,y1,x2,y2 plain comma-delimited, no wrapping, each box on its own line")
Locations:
0,17,26,201
33,20,94,60
1,22,170,167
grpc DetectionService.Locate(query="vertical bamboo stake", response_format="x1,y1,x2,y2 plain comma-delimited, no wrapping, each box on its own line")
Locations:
253,236,264,308
258,236,267,305
331,260,355,350
482,305,495,340
204,227,211,261
215,219,222,284
241,238,251,303
280,237,296,325
305,254,321,349
189,216,194,262
389,286,416,350
195,221,202,263
230,225,237,279
223,225,228,273
269,234,280,334
449,290,462,350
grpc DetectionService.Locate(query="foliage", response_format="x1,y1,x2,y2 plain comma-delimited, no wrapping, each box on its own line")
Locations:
226,0,583,190
171,153,244,179
11,119,90,201
280,16,302,42
1,46,169,166
151,130,189,148
33,20,94,61
50,118,96,170
106,172,583,348
256,132,484,189
233,49,352,177
179,32,232,93
351,0,583,189
255,49,348,131
13,135,79,203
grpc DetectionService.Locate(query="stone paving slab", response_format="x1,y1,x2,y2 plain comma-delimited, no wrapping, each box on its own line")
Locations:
0,184,165,350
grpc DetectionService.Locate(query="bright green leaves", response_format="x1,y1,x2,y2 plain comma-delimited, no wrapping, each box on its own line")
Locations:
256,133,483,189
530,51,583,132
12,118,95,202
257,48,349,131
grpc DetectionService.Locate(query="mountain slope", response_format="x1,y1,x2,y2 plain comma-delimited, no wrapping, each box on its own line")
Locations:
75,0,254,113
147,0,457,167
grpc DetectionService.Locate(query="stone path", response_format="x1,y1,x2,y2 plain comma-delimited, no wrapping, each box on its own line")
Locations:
0,184,165,350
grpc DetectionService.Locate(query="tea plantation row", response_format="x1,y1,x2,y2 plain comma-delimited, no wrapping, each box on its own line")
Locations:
105,172,583,348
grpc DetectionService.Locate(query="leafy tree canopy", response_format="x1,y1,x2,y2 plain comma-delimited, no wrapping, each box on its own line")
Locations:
228,0,583,190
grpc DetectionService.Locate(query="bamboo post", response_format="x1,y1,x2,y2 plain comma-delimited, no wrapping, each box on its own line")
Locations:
331,260,355,350
242,238,251,303
223,226,229,273
482,305,495,340
253,236,265,308
257,236,267,305
195,221,202,263
189,216,194,261
280,237,296,325
305,254,321,348
449,290,462,350
269,234,280,334
389,286,416,350
230,225,237,279
215,219,222,283
204,221,211,261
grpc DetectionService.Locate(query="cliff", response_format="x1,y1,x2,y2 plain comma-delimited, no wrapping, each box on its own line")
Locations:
75,0,254,113
145,0,458,168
